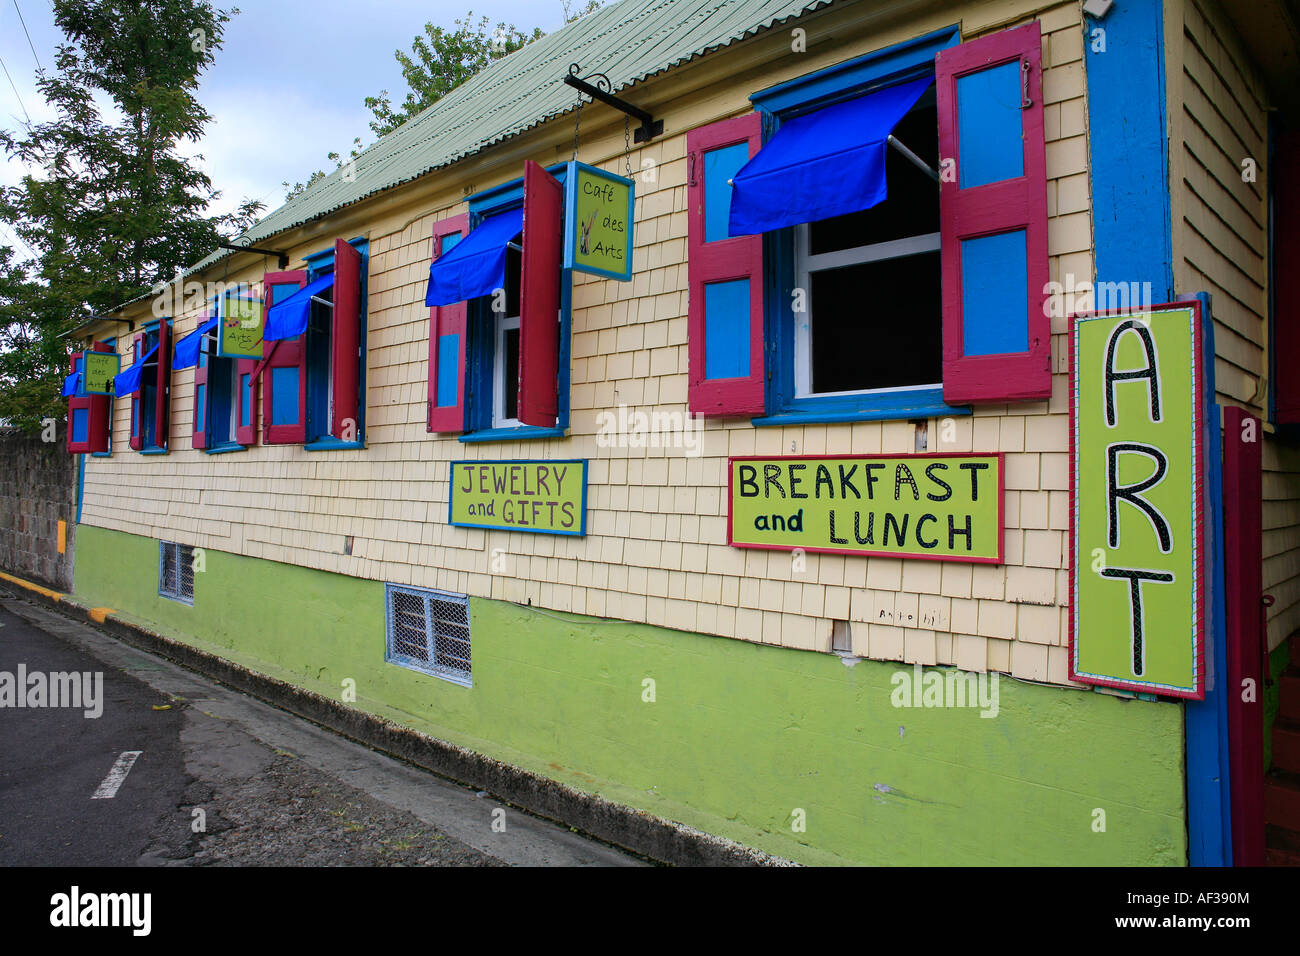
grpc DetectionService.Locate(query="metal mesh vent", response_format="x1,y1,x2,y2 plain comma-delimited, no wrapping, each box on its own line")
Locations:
385,584,472,685
158,541,195,605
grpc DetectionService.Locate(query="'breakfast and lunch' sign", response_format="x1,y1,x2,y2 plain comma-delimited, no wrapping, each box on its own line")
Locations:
728,454,1004,563
1070,302,1206,699
449,460,587,536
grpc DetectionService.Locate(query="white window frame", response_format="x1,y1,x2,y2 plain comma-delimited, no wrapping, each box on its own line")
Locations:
492,312,521,429
793,224,942,399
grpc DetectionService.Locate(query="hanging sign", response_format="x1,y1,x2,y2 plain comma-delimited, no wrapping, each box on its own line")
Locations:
218,292,265,359
1070,302,1207,699
728,454,1004,562
563,161,634,280
449,459,587,536
81,351,121,395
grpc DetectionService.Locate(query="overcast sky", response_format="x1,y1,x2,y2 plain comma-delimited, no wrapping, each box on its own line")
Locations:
0,0,584,257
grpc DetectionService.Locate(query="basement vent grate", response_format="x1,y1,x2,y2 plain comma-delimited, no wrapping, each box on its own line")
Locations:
158,541,195,605
385,584,472,686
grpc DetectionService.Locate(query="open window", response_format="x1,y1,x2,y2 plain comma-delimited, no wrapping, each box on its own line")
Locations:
687,22,1050,423
261,238,366,448
120,319,171,453
64,342,114,455
792,89,941,398
425,160,565,440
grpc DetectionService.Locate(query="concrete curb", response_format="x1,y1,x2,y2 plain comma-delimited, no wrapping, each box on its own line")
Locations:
0,571,795,867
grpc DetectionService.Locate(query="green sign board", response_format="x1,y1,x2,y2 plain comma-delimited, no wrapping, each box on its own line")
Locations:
449,460,587,536
563,161,633,280
728,455,1004,563
1070,303,1206,699
218,293,265,359
81,351,121,395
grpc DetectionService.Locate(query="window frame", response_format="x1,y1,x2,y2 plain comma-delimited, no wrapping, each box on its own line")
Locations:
459,165,572,443
746,25,973,427
200,296,248,455
384,583,472,687
791,222,944,399
158,540,195,605
302,237,369,451
91,336,116,458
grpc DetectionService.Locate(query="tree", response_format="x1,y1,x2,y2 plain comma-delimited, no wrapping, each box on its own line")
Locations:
0,0,262,433
284,2,605,200
363,14,543,140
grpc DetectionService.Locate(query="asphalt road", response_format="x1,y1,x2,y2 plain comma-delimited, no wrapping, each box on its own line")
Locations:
0,589,642,867
0,600,187,865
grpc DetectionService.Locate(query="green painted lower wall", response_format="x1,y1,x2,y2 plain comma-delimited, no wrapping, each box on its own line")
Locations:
73,524,1187,865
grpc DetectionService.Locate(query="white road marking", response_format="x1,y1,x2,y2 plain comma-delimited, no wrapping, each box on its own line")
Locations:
92,751,142,799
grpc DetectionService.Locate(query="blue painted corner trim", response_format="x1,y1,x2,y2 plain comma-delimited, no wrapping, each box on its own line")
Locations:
1185,292,1232,867
1085,0,1174,301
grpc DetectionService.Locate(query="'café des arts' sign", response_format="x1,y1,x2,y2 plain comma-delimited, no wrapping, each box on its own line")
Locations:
728,454,1004,563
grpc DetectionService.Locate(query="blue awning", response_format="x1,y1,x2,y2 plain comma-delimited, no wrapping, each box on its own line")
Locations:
425,208,524,307
728,77,932,236
265,273,334,342
172,316,219,370
114,343,159,395
61,371,81,397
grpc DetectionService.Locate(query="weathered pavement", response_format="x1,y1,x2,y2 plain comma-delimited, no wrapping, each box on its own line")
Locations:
0,589,643,866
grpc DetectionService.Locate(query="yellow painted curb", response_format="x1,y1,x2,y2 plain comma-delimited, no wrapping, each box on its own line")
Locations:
0,570,64,602
88,607,115,624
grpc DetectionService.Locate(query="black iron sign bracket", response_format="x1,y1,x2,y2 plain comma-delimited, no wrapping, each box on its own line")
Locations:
217,241,289,270
563,64,663,143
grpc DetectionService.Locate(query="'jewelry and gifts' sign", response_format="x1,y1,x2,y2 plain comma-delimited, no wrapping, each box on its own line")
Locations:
449,460,587,536
728,454,1003,562
563,161,633,281
1070,302,1206,699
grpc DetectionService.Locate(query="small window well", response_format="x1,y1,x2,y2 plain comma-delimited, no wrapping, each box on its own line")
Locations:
158,541,195,605
385,584,472,686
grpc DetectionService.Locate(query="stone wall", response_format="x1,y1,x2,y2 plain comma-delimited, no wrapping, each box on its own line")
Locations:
0,429,75,590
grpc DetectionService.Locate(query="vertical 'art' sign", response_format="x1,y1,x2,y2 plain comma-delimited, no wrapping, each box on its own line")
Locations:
1070,302,1207,699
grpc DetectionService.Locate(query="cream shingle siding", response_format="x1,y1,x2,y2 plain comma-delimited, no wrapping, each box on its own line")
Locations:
83,1,1093,685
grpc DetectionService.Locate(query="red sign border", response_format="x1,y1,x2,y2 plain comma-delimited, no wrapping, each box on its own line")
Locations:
726,452,1006,565
1067,299,1208,701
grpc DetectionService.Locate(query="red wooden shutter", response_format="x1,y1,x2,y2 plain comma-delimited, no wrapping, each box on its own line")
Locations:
1274,129,1300,423
936,21,1051,404
236,349,258,446
191,314,212,450
332,239,362,440
428,213,470,433
518,160,563,427
261,270,308,444
67,342,112,454
154,317,170,451
128,332,145,451
686,113,765,417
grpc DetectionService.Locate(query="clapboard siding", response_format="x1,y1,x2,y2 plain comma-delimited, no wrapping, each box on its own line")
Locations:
81,0,1092,686
1172,0,1269,408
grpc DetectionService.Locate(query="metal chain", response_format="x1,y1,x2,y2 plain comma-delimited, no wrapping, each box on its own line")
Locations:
573,98,583,161
624,114,632,178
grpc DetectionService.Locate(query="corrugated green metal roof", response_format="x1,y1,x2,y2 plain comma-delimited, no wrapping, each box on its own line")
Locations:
186,0,832,278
